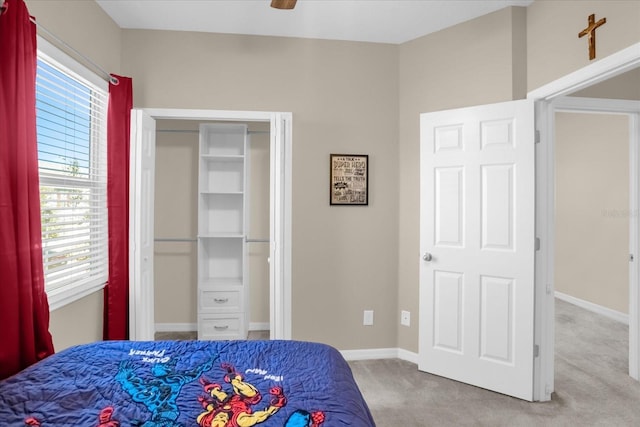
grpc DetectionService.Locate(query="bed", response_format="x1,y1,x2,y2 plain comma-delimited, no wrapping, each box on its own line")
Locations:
0,340,375,426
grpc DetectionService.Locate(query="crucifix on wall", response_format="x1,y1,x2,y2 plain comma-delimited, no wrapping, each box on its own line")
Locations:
579,13,607,60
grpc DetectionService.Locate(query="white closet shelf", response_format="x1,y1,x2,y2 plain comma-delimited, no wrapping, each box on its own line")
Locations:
199,278,243,287
198,122,248,340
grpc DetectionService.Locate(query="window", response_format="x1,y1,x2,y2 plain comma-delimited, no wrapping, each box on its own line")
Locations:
36,39,109,310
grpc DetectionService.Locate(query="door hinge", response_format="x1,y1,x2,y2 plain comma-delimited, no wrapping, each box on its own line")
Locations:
630,254,634,262
534,344,540,358
535,130,541,144
535,237,541,251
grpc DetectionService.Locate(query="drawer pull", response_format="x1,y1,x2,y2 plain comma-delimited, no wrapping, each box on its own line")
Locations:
214,298,229,303
214,325,229,330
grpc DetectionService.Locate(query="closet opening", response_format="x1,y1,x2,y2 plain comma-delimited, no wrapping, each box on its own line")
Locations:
129,109,292,343
152,120,271,341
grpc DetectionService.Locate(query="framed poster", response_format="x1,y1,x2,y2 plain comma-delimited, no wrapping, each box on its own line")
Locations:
330,154,368,206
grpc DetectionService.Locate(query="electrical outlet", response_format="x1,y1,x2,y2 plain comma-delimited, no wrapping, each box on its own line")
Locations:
401,310,410,326
363,310,374,326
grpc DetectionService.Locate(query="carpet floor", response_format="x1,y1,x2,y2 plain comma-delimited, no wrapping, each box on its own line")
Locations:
348,299,640,426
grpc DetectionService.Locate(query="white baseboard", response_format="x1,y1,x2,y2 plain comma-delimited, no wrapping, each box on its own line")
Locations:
152,324,420,363
249,322,270,331
555,291,628,325
397,348,419,364
156,322,270,332
340,348,398,361
155,323,197,332
340,347,418,364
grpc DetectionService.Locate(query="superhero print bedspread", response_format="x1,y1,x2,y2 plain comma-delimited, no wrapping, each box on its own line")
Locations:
0,340,375,426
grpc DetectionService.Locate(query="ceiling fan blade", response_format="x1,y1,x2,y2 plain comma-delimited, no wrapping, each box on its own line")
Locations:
271,0,297,10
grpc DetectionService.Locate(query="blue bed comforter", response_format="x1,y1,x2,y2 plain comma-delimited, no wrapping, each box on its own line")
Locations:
0,340,375,426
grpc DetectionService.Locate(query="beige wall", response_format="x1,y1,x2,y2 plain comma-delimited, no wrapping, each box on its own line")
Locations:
154,120,199,325
247,124,271,326
153,120,270,329
573,69,640,100
121,31,400,350
397,7,527,353
27,0,121,78
555,113,630,314
527,0,640,92
27,0,640,353
48,291,103,351
26,0,121,350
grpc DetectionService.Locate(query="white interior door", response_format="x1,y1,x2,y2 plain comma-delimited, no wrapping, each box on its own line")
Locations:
129,109,156,341
418,99,536,401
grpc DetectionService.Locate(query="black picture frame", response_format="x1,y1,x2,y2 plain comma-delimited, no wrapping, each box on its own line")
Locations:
330,154,369,206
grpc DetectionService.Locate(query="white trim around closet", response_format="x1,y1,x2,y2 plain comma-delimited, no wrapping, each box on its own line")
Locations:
130,108,293,342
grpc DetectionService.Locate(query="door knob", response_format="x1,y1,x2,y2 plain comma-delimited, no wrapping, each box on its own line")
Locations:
423,252,433,262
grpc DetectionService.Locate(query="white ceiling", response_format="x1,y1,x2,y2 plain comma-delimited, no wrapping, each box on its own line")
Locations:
96,0,534,45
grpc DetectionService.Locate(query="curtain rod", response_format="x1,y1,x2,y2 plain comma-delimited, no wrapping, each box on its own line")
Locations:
29,16,119,85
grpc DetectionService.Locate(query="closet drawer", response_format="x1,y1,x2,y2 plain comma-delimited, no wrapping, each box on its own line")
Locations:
199,314,244,340
199,288,243,312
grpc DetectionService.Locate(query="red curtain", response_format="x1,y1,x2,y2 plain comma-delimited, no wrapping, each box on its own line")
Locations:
0,0,55,379
104,75,133,340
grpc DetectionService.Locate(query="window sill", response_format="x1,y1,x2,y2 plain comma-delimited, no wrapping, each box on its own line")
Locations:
47,281,106,311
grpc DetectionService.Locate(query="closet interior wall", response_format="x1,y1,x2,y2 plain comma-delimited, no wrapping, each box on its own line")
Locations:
153,119,271,336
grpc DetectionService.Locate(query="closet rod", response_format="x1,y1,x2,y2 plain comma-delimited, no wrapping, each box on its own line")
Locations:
156,129,269,135
246,238,270,243
29,17,118,85
155,237,268,243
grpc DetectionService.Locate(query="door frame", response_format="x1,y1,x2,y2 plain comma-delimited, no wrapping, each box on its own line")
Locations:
528,41,640,401
552,96,640,371
129,108,293,341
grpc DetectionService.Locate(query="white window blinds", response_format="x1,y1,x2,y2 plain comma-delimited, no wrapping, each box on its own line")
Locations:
36,55,109,300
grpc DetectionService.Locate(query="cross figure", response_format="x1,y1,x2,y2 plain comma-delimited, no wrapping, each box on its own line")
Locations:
579,14,606,60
